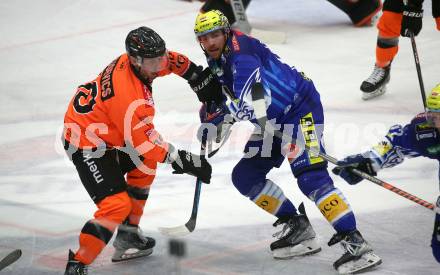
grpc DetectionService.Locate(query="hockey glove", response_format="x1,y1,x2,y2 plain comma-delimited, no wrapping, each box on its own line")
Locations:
401,3,423,37
432,196,440,263
332,153,378,185
188,67,224,104
165,146,212,184
197,101,235,145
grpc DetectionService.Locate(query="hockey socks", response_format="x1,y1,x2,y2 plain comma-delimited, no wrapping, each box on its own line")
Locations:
250,179,297,217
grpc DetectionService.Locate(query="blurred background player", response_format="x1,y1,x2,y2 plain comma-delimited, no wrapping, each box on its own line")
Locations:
190,10,382,274
62,26,212,275
333,84,440,263
360,0,440,100
197,0,382,27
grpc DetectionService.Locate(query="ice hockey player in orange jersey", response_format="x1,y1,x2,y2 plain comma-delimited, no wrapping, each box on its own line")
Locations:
63,26,212,275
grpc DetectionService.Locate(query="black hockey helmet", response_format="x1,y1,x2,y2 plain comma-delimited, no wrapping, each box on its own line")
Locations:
125,27,166,58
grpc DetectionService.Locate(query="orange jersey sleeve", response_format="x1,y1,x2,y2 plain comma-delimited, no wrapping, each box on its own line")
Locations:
157,50,198,80
64,54,169,163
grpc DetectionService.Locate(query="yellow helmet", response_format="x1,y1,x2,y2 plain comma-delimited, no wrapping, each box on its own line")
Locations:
194,10,230,37
427,84,440,112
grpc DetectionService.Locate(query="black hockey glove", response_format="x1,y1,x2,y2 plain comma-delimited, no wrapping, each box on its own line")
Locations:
331,153,377,185
401,3,423,37
188,67,224,104
166,148,212,184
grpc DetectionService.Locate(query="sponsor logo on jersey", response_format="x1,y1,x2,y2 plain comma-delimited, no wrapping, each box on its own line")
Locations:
415,122,434,132
300,112,323,165
142,85,154,106
100,57,120,101
231,35,240,51
117,59,128,71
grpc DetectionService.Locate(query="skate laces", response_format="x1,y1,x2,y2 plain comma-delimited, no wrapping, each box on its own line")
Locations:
340,235,371,256
272,218,295,239
366,66,385,84
70,264,88,275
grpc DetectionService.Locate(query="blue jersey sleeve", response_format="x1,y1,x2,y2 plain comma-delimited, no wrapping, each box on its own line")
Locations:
366,114,440,171
368,123,422,170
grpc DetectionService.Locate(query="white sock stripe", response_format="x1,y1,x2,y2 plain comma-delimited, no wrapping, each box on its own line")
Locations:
252,180,286,202
329,209,353,225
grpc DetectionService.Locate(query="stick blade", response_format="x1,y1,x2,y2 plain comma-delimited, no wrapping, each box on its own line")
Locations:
158,225,191,238
0,249,22,271
250,28,287,44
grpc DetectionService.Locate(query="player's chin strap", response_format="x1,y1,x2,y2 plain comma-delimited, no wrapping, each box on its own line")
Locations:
251,82,436,212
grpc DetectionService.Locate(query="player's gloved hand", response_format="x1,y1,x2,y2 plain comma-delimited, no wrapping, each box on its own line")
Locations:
401,3,423,37
436,17,440,31
332,153,378,185
197,101,235,145
432,196,440,262
188,67,224,104
165,146,212,183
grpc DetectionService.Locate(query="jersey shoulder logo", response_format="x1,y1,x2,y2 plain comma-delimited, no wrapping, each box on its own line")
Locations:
231,35,240,52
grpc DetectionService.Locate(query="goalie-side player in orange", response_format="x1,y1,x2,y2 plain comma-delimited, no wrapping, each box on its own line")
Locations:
62,26,213,275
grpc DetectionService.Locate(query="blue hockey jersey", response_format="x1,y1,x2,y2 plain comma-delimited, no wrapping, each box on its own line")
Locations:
369,114,440,184
206,30,320,124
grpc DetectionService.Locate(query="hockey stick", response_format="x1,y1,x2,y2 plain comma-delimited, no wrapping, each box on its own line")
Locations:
230,0,287,44
409,32,427,110
158,138,207,237
206,126,232,158
206,118,235,158
0,249,22,271
251,84,435,211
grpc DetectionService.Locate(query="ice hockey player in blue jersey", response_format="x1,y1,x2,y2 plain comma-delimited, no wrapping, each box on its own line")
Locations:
333,84,440,263
189,9,382,274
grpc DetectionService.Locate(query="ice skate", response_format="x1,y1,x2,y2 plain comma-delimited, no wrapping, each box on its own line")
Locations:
112,223,156,262
64,250,88,275
360,64,390,100
328,230,382,274
270,203,321,259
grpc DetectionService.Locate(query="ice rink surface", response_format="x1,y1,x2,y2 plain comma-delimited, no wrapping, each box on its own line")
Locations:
0,0,439,274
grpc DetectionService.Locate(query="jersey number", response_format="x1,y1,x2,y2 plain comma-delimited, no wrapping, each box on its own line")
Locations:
73,82,98,114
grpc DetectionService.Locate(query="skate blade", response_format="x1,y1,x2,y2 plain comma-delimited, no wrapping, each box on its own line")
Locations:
111,248,153,262
362,86,386,100
337,251,382,274
273,238,322,259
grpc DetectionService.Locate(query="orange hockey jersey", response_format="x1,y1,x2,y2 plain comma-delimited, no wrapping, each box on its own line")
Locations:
64,51,195,163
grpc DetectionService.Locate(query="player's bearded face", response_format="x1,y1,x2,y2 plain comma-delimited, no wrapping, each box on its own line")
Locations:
198,30,227,59
138,52,169,79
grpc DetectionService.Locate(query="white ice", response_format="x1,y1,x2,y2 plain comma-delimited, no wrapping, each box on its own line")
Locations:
0,0,439,274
